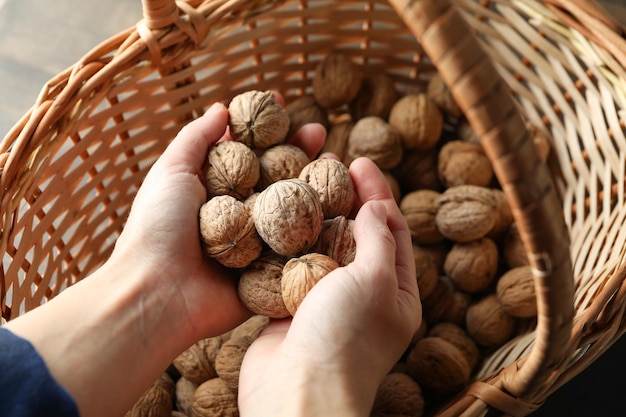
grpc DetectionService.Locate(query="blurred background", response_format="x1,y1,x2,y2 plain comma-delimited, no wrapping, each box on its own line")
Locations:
2,0,626,415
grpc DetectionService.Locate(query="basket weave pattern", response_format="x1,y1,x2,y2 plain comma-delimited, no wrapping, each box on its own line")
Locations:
2,0,626,415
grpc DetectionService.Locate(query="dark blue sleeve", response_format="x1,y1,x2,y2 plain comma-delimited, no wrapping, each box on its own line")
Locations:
0,327,80,417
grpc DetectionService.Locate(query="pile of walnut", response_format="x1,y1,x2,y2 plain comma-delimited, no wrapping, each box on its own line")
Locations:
126,53,548,417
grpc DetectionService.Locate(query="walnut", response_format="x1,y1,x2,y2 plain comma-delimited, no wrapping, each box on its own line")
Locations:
488,189,513,240
281,253,339,315
349,73,399,120
230,314,271,340
406,337,471,397
426,72,462,118
503,223,529,268
243,192,259,213
199,195,262,268
175,377,198,417
435,185,497,242
299,158,355,218
191,378,238,417
172,412,189,417
203,140,259,200
253,179,324,256
400,190,445,245
412,242,449,275
345,116,403,169
438,140,493,187
466,294,516,347
371,373,425,417
238,252,291,319
228,90,290,149
421,276,455,325
444,237,499,293
439,290,471,327
496,266,537,318
256,144,310,191
215,335,254,394
389,93,443,150
394,148,442,192
320,120,353,161
312,53,363,109
412,244,438,300
173,337,224,384
125,372,174,417
428,322,480,372
310,215,356,266
285,95,330,138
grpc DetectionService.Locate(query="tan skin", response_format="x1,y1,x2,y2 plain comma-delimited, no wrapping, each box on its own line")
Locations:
4,99,421,417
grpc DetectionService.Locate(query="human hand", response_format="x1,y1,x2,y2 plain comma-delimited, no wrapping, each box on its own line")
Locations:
110,98,326,340
238,157,422,417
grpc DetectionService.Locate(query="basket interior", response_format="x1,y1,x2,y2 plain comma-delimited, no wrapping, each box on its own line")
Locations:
2,0,626,397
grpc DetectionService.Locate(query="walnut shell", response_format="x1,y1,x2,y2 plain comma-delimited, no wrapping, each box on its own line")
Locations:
203,140,260,200
488,189,514,241
496,266,537,318
438,140,493,188
426,72,463,118
299,158,355,219
400,190,445,245
175,377,198,417
215,335,254,394
191,378,238,417
444,237,499,293
173,337,224,384
389,93,443,150
439,290,471,327
371,373,425,417
238,253,291,319
412,244,438,300
285,94,330,138
345,116,403,169
435,185,497,242
313,53,363,108
199,195,262,268
428,322,480,372
230,314,271,340
394,148,442,192
406,337,471,397
125,373,174,417
503,223,530,268
281,253,339,315
228,90,290,149
256,144,310,191
421,276,455,325
320,120,353,161
253,179,324,256
349,73,399,120
466,294,516,347
310,215,356,266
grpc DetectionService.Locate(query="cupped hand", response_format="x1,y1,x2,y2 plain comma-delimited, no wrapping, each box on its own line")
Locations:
109,99,326,339
238,157,422,417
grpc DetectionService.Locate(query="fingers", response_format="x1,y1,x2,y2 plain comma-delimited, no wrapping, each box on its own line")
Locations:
352,201,396,269
287,123,327,160
156,102,229,173
349,157,395,209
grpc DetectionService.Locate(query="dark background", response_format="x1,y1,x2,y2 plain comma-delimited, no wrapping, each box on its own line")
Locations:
2,0,626,415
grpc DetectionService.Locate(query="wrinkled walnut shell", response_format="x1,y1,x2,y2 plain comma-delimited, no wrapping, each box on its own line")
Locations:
215,335,254,394
228,90,290,149
371,373,425,417
253,179,324,257
400,190,445,245
203,140,260,200
346,116,403,169
466,294,516,347
199,195,262,268
191,378,238,417
299,158,355,219
389,93,443,150
313,53,363,108
238,252,291,319
172,337,224,384
256,144,310,191
444,237,499,293
281,253,339,315
496,266,537,318
350,73,399,120
438,140,493,188
285,95,330,138
435,185,497,242
311,215,356,267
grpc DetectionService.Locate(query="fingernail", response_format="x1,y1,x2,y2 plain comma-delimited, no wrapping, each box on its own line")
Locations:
369,201,387,222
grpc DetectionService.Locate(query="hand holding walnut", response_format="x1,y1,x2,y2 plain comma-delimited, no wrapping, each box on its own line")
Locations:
238,157,422,417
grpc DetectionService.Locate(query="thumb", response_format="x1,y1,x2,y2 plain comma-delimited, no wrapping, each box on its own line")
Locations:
352,200,396,273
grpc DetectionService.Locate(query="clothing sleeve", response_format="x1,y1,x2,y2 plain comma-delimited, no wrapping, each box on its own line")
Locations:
0,327,80,417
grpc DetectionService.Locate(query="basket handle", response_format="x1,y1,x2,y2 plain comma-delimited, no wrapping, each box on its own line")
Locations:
387,0,574,402
142,0,180,29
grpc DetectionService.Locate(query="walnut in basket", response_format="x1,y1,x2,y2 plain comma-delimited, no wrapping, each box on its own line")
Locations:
125,372,174,417
285,94,330,138
320,120,353,161
435,185,497,242
496,265,537,318
349,73,399,120
299,158,355,219
426,72,463,118
428,322,480,372
312,53,364,109
412,244,439,300
191,378,238,417
345,116,403,169
172,336,225,384
228,90,290,149
281,253,339,315
199,195,262,268
371,372,425,417
444,237,499,293
238,252,291,319
253,179,324,257
256,144,310,191
438,140,494,188
466,294,516,347
203,140,260,200
400,189,445,245
389,93,443,150
215,335,254,394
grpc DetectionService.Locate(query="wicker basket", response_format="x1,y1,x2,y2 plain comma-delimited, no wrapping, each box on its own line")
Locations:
2,0,626,415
